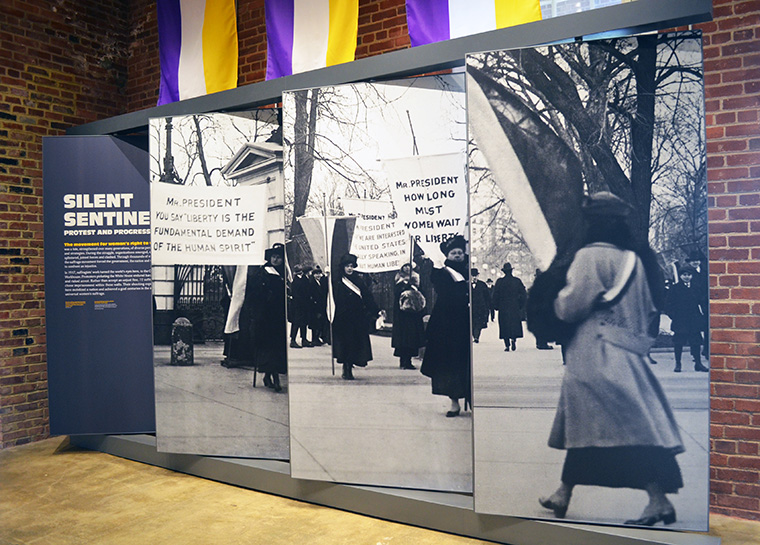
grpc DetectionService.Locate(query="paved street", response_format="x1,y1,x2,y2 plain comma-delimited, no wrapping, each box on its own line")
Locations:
154,343,290,459
153,318,711,531
471,321,711,531
287,332,473,493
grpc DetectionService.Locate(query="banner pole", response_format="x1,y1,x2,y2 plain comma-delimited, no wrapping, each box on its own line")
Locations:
323,194,335,377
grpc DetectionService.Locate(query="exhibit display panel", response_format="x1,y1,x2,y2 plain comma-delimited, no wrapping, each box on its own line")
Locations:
283,75,474,491
467,32,710,530
149,111,291,459
43,136,155,435
53,2,716,543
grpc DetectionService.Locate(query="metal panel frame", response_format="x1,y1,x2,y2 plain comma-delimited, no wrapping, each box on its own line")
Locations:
65,2,717,543
70,435,720,545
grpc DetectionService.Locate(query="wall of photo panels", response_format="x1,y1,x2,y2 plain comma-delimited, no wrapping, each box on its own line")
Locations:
47,31,710,535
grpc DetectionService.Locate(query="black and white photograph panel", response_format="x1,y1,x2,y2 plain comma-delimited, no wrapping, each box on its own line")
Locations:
283,74,474,491
150,110,290,459
467,32,710,530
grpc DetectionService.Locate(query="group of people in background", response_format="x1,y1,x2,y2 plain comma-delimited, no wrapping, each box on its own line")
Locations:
288,263,330,349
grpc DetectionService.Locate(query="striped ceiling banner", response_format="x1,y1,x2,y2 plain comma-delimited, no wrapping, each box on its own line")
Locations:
406,0,542,47
157,0,238,105
265,0,359,80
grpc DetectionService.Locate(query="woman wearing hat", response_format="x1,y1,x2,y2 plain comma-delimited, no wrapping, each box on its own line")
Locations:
420,235,471,417
332,253,380,380
392,262,425,369
539,192,684,526
242,243,287,392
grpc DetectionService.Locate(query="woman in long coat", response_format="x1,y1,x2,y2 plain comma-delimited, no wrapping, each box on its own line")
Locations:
539,192,683,527
391,263,425,369
332,253,380,380
243,243,287,392
420,235,471,417
492,262,526,351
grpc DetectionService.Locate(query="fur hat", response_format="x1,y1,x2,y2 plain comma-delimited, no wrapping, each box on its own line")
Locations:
581,191,634,218
439,234,467,256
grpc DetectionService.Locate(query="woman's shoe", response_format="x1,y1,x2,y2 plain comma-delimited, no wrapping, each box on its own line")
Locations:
263,374,273,388
538,497,568,519
625,508,676,526
445,409,460,417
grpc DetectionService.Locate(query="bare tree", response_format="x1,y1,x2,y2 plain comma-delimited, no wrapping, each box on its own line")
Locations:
468,32,705,247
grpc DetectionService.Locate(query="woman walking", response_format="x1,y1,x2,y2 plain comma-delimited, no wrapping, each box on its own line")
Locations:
539,192,684,526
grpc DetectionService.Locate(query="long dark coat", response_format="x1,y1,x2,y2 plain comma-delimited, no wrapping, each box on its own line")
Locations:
242,265,287,375
665,282,703,338
289,273,310,325
420,259,471,400
391,275,425,357
332,272,379,365
493,273,526,340
307,275,329,330
471,279,490,330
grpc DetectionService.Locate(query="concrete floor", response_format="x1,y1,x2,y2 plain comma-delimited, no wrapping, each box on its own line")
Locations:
1,436,759,545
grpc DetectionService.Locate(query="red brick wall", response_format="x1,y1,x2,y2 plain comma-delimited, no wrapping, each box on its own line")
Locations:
0,0,130,447
1,0,758,522
699,0,760,521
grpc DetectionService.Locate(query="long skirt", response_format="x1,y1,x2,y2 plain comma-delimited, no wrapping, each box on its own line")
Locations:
561,446,683,493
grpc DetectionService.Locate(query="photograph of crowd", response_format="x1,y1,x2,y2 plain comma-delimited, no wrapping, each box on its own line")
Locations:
283,74,475,491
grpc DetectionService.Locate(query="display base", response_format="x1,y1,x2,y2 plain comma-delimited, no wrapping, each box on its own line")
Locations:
70,434,719,545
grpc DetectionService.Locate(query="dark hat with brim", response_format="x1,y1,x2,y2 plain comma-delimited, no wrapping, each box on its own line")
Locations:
471,268,479,276
679,264,697,276
687,250,704,262
439,234,467,256
502,262,513,272
582,191,634,218
264,243,284,261
339,253,358,267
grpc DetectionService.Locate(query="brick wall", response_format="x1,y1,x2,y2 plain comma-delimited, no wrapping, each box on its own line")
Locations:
699,0,760,521
0,0,130,447
1,0,758,522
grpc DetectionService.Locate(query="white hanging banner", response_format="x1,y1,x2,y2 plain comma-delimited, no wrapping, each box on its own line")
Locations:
384,152,468,259
150,182,268,265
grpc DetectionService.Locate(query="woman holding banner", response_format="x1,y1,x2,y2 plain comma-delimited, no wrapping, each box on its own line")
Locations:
244,243,287,392
332,253,381,380
420,235,471,417
538,192,683,526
